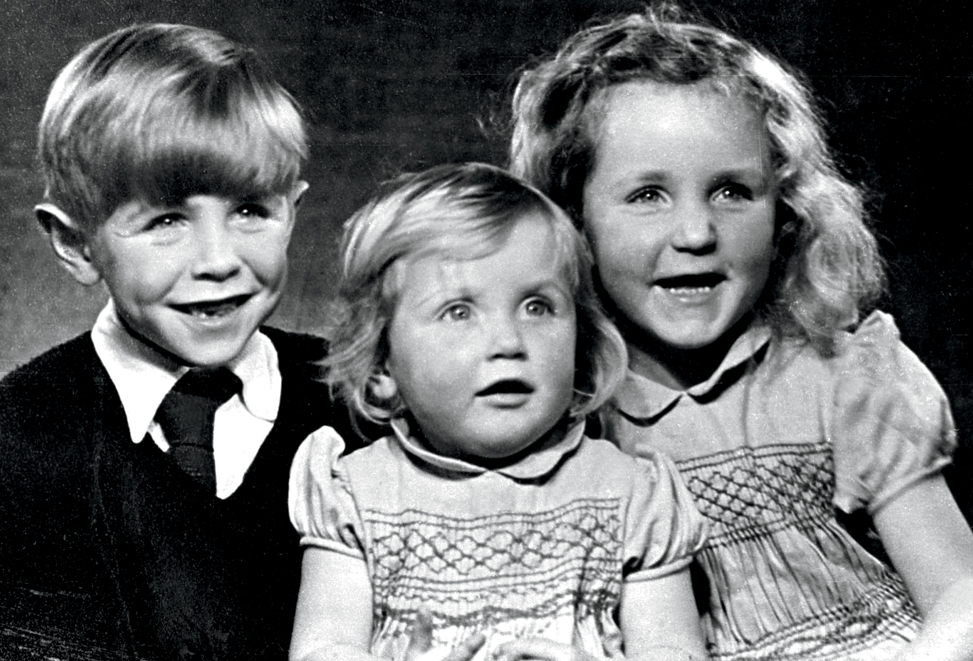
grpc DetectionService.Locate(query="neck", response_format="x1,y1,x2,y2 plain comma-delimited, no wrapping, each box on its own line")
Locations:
407,414,572,469
622,315,753,390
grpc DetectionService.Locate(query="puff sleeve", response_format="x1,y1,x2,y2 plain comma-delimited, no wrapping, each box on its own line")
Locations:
831,311,957,515
288,425,367,559
622,449,707,582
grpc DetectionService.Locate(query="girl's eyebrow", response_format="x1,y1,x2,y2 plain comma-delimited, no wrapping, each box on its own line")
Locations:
709,168,773,190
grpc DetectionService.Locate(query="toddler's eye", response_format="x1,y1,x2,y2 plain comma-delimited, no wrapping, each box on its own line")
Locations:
525,299,553,317
441,304,471,322
626,187,666,205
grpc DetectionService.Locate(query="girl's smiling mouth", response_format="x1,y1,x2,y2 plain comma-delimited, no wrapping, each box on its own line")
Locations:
655,273,726,296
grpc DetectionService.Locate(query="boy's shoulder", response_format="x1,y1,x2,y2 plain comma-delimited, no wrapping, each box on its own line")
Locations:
0,332,120,473
0,327,325,413
0,332,105,408
261,326,329,382
262,327,375,451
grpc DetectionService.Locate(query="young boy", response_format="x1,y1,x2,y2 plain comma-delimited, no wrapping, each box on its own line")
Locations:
0,23,361,660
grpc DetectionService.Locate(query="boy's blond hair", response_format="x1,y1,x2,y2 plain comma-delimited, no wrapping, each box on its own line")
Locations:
38,23,307,230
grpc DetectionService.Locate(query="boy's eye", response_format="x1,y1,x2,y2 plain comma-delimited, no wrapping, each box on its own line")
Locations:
237,202,272,219
524,298,554,317
440,303,471,322
145,213,184,231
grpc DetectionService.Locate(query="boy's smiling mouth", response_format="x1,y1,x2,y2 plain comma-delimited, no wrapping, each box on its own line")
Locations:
171,294,252,319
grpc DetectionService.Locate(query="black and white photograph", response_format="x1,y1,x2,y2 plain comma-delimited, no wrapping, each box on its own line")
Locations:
1,0,971,659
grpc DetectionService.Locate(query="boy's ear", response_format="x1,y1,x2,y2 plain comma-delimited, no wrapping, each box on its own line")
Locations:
291,180,310,208
35,203,102,286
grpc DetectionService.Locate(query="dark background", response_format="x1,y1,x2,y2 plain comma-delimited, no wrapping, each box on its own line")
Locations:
1,0,971,518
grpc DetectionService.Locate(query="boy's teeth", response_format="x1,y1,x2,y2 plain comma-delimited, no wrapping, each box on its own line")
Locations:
187,301,239,317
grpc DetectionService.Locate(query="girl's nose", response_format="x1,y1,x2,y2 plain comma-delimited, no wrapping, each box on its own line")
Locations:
671,202,717,252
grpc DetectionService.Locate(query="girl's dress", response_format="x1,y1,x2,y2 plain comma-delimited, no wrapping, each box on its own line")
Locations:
289,418,706,661
604,311,956,661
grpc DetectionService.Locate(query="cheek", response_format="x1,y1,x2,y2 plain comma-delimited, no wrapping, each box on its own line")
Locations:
546,324,579,383
584,216,658,280
588,232,629,278
107,252,184,302
738,213,777,279
247,244,290,284
387,330,456,398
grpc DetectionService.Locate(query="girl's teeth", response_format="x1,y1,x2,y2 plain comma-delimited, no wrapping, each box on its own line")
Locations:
666,286,713,295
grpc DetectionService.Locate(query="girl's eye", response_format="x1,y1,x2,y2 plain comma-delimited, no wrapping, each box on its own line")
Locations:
525,299,553,317
440,304,471,322
714,183,754,202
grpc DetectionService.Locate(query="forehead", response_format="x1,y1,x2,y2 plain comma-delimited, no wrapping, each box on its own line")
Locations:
394,213,572,296
592,80,769,169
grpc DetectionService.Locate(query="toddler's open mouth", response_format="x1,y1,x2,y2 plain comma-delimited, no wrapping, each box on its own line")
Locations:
476,379,534,397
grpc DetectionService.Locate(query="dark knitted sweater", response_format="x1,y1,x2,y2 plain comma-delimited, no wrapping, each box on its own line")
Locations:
0,328,363,661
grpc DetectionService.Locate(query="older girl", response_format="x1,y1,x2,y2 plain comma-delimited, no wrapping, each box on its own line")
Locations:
510,6,973,661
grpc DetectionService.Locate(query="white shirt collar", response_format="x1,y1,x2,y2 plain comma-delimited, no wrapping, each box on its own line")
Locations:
91,300,280,443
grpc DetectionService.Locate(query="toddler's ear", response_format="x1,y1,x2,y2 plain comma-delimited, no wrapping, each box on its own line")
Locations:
368,372,398,402
35,203,102,287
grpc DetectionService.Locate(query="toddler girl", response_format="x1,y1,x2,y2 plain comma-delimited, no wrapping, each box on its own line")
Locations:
287,163,707,661
509,6,973,661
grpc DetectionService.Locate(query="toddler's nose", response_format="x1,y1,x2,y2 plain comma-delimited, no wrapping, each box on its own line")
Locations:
488,316,527,359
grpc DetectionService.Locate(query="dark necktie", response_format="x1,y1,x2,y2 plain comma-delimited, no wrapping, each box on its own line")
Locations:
155,367,242,493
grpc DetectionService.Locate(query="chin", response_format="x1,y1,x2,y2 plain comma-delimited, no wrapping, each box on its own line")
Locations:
166,337,250,368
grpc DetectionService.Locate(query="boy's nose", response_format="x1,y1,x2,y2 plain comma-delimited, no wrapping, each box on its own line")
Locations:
671,202,717,252
192,221,242,279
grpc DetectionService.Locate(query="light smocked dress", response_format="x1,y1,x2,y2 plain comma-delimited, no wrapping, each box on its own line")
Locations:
604,311,956,661
289,419,706,661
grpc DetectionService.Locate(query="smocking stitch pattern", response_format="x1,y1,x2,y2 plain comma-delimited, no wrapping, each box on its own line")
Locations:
677,443,834,547
363,498,622,632
711,577,920,661
674,442,920,661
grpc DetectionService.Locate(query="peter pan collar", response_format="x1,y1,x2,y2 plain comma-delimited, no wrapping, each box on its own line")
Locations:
614,322,773,421
390,417,586,481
